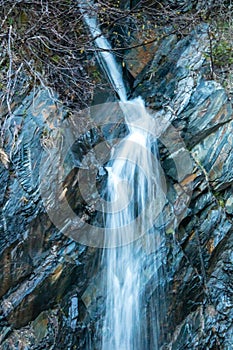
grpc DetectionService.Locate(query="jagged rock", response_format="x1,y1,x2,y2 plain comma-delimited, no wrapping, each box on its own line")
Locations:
225,196,233,215
0,86,101,348
124,39,159,79
182,82,233,147
133,24,209,111
1,11,233,350
130,17,233,350
192,120,233,191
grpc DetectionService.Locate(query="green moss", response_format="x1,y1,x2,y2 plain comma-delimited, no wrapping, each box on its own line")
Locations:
89,67,102,82
166,227,174,235
51,55,60,63
219,199,225,208
213,190,225,208
7,17,14,25
213,40,233,67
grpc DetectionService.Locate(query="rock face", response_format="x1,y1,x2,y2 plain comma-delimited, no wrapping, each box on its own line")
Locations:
0,87,103,348
0,15,233,350
131,23,233,350
0,88,126,349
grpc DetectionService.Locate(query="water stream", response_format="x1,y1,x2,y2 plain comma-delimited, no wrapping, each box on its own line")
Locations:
80,1,127,101
101,101,166,349
80,3,166,349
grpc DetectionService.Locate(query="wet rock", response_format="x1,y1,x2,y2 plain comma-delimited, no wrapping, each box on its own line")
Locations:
167,228,233,350
1,10,233,350
0,240,33,298
182,82,233,147
133,24,209,111
225,196,233,215
124,38,159,79
192,120,233,191
0,84,101,349
129,16,233,350
32,311,49,342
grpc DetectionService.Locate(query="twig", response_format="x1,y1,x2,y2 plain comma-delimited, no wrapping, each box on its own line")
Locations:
207,26,215,79
6,25,13,115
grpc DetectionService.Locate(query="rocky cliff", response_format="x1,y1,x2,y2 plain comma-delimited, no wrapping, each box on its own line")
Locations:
0,1,233,349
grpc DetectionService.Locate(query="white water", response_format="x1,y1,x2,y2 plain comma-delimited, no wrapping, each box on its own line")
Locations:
80,3,166,349
80,2,127,101
101,98,166,350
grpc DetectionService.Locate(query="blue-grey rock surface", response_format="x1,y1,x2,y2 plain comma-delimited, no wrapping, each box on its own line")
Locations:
0,5,233,350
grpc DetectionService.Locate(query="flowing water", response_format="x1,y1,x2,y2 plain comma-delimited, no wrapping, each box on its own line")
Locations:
80,1,127,101
80,3,166,349
101,98,166,350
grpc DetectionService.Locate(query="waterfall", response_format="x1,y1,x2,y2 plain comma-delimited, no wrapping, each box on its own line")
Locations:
79,1,127,101
102,97,166,350
80,3,166,349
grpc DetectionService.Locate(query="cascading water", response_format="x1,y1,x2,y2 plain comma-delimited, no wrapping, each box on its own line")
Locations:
80,3,167,349
101,99,166,350
79,1,127,102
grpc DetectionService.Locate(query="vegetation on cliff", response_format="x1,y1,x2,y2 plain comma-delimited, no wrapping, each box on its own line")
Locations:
0,1,233,349
1,0,232,113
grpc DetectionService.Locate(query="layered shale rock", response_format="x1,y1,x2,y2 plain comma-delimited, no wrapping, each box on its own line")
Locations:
132,22,233,350
0,11,233,350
